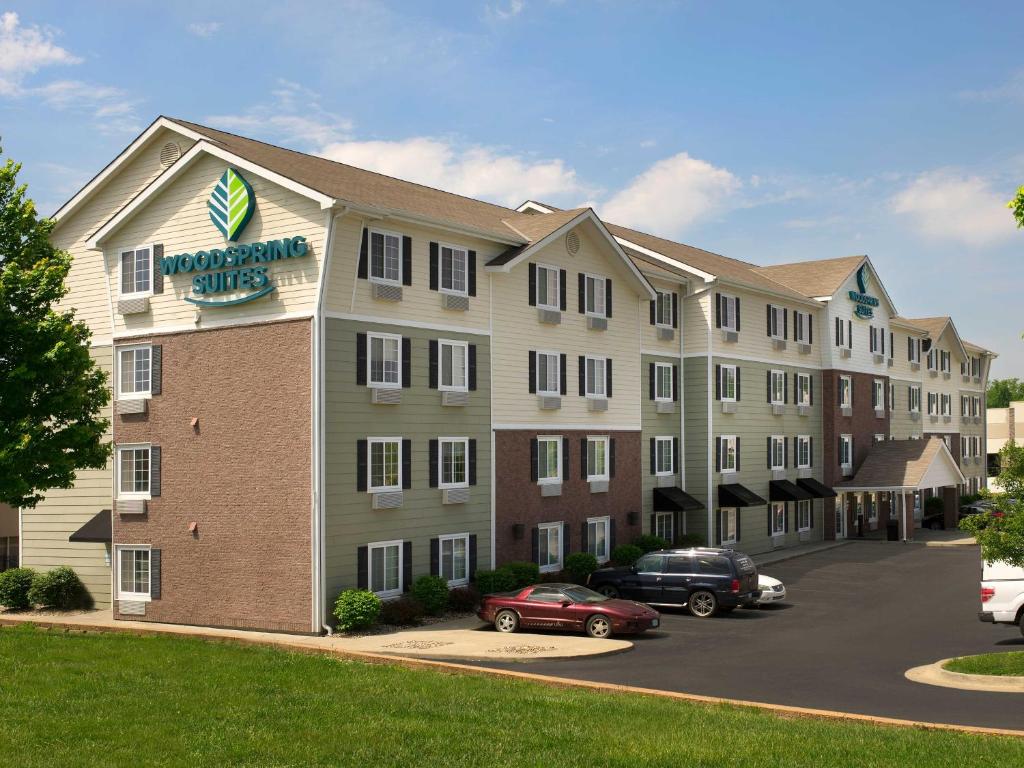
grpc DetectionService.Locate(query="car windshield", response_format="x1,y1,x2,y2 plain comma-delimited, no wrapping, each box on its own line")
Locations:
561,586,609,604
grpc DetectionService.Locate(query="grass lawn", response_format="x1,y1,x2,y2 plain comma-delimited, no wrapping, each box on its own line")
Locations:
945,651,1024,677
1,625,1022,767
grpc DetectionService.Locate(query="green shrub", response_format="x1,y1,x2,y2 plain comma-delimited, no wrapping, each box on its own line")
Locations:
474,568,518,594
332,589,382,632
610,544,643,566
925,495,946,515
447,585,480,612
27,566,86,609
379,596,424,626
677,533,705,548
563,552,599,584
0,568,36,610
504,561,540,588
633,534,670,554
411,575,449,616
960,493,982,507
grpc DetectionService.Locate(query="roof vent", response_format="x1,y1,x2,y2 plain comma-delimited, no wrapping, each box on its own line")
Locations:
565,230,580,255
159,142,181,168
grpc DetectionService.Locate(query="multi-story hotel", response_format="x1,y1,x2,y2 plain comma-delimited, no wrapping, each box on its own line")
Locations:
4,118,995,633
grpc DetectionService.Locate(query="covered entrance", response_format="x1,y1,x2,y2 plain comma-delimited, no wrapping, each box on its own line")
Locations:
651,487,704,545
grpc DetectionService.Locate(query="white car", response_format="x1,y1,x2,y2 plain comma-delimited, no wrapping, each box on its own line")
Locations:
756,574,786,605
979,558,1024,636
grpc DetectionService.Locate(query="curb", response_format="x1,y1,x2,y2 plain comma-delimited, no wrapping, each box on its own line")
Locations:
3,616,1023,739
906,658,1024,693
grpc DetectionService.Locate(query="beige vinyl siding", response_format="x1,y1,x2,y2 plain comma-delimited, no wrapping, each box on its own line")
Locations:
20,345,113,606
821,269,896,374
682,291,710,356
639,274,685,353
682,356,710,541
710,285,822,366
323,318,491,601
490,220,643,426
889,378,924,439
105,153,326,334
640,353,683,537
920,329,966,435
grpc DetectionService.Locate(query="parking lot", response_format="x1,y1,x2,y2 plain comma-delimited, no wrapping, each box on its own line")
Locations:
474,542,1024,730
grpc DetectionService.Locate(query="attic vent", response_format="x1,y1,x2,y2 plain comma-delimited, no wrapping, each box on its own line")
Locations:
565,230,580,255
159,142,181,167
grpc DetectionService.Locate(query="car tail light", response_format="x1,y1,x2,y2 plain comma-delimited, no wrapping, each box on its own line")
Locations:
981,587,996,603
730,579,740,594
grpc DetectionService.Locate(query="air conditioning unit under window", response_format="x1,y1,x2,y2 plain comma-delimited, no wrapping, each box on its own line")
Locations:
371,388,402,405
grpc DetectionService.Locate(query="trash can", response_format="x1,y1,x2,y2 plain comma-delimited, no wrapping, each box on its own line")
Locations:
886,520,899,541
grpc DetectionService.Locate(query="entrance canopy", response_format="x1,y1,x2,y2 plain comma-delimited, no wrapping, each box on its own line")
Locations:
835,438,965,493
653,487,704,512
718,483,767,508
768,480,813,502
797,477,838,498
68,510,111,543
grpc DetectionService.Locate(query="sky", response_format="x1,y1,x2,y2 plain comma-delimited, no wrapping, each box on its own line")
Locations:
1,1,1022,376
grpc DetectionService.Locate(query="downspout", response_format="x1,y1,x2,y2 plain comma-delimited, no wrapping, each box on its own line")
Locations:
489,272,496,569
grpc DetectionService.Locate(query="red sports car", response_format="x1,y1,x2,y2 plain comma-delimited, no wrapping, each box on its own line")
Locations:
476,583,661,638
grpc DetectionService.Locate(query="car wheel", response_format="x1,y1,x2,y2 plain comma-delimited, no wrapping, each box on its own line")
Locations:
687,590,718,618
596,584,620,598
585,614,612,639
494,609,519,634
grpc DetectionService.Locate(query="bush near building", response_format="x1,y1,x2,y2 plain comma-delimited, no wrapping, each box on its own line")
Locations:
28,566,86,609
564,552,599,583
474,568,518,595
0,567,35,610
410,576,449,616
379,596,424,626
611,544,643,566
633,535,670,553
503,561,540,588
332,590,382,632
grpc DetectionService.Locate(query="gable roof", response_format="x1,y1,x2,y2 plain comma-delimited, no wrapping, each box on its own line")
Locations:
900,315,968,359
752,255,866,299
835,438,965,491
963,339,997,356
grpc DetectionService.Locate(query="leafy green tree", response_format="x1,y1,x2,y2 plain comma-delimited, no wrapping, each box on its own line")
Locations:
1009,186,1024,229
0,148,111,508
987,378,1024,409
961,441,1024,566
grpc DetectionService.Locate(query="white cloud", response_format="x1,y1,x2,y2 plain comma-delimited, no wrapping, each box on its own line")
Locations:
0,11,80,94
188,21,222,38
958,70,1024,105
486,0,525,21
599,152,742,237
889,170,1016,247
33,80,141,134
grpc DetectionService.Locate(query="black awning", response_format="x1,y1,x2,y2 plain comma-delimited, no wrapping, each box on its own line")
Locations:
797,477,838,499
653,487,705,512
769,480,814,502
68,510,112,543
718,483,768,508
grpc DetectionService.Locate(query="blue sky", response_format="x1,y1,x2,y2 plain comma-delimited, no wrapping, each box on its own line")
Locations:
2,1,1022,375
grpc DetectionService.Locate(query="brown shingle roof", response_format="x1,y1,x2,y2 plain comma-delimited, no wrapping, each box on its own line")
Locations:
751,255,866,298
486,208,590,266
835,438,956,489
900,316,951,339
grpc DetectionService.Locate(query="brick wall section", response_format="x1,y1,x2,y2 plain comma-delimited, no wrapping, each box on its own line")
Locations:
494,430,641,565
113,319,312,633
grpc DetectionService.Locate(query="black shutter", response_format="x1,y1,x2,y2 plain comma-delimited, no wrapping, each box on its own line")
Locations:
401,338,411,388
784,372,789,404
530,439,538,482
531,527,540,564
783,309,788,340
151,344,162,395
736,367,742,401
650,438,656,475
715,510,722,546
809,314,813,344
150,549,161,600
581,521,589,553
560,354,567,395
766,304,772,337
468,250,477,296
528,350,537,394
358,228,368,279
735,298,741,332
150,446,161,497
403,541,412,592
736,508,742,541
648,362,656,400
468,439,477,485
810,502,815,529
562,523,571,562
650,299,657,325
578,273,586,314
401,236,412,286
715,364,721,400
609,519,617,550
428,440,439,488
767,507,772,536
650,512,657,536
715,437,721,472
468,345,477,391
357,546,368,589
429,242,439,291
785,438,789,468
673,437,679,474
673,365,679,402
766,370,771,403
736,437,741,471
430,538,439,577
610,439,616,478
578,356,586,396
152,244,164,294
562,437,570,480
559,269,567,311
356,333,367,385
428,340,439,389
606,359,613,398
715,293,721,328
766,436,772,470
469,535,478,579
402,440,412,489
810,436,814,468
580,438,588,480
605,279,613,318
835,317,841,346
671,292,678,329
357,440,367,492
810,375,814,405
528,263,537,306
847,319,852,349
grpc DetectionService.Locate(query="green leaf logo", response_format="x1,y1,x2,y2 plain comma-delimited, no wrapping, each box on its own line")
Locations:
208,168,255,241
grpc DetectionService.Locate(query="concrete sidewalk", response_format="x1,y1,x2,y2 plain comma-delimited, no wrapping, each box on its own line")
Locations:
751,539,852,567
0,610,632,661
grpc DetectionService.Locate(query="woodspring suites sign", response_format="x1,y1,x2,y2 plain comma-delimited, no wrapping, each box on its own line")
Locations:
848,263,879,319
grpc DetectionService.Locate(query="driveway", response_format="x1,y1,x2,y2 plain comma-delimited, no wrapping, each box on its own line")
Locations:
470,541,1024,730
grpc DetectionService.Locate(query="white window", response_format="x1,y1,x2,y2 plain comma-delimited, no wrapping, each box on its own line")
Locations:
771,502,786,536
655,291,674,327
535,264,560,310
587,517,610,563
116,545,151,601
369,540,402,597
368,333,401,387
927,348,938,371
940,350,951,374
720,364,737,402
908,337,921,363
440,245,467,295
874,433,886,443
585,356,607,398
117,344,152,398
586,436,609,481
961,436,968,457
719,293,738,332
538,522,562,572
655,511,674,542
839,376,852,408
655,436,674,476
768,305,785,339
941,394,952,416
870,326,887,355
439,438,468,489
797,500,811,532
794,311,810,344
116,445,151,499
719,435,737,473
368,438,401,491
537,436,562,484
654,363,674,402
973,396,981,417
438,340,467,391
119,246,152,296
873,379,884,410
839,435,853,469
770,370,785,405
796,435,811,468
536,351,560,395
834,317,846,347
440,533,469,586
369,230,402,284
720,508,737,545
769,436,785,470
927,392,938,416
584,274,607,317
796,373,811,406
909,386,921,413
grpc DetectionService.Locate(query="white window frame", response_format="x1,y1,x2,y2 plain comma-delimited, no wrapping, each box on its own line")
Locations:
927,348,938,371
909,386,921,413
797,500,811,532
438,437,469,490
768,305,785,340
583,273,607,318
927,392,937,416
941,393,952,416
874,433,886,443
368,228,403,285
719,293,738,332
720,508,737,545
770,370,785,405
368,539,403,598
118,243,153,298
839,434,853,469
114,544,151,602
115,444,151,500
719,435,737,473
796,435,811,469
720,364,738,402
873,379,884,410
654,511,674,542
655,436,674,476
368,437,402,492
796,373,811,406
367,332,402,388
535,263,560,311
940,350,951,374
439,532,470,587
909,338,921,363
537,436,562,485
437,339,468,392
655,291,674,327
794,311,809,344
973,396,981,417
587,516,611,564
538,522,562,573
839,376,852,408
654,362,674,402
535,350,560,396
438,242,468,296
835,317,846,348
584,355,607,398
116,343,153,400
586,436,610,482
771,502,786,536
769,435,785,470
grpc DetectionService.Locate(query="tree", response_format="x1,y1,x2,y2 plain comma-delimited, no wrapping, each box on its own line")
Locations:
987,378,1024,409
961,441,1024,567
1009,186,1024,229
0,147,111,508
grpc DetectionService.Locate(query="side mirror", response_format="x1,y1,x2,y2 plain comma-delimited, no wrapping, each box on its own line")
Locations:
561,600,572,608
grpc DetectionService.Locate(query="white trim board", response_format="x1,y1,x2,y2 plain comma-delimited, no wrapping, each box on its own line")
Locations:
323,311,491,337
112,309,314,341
492,423,641,432
685,351,822,370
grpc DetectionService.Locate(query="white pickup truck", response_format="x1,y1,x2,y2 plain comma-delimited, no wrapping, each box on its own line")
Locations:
978,559,1024,636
